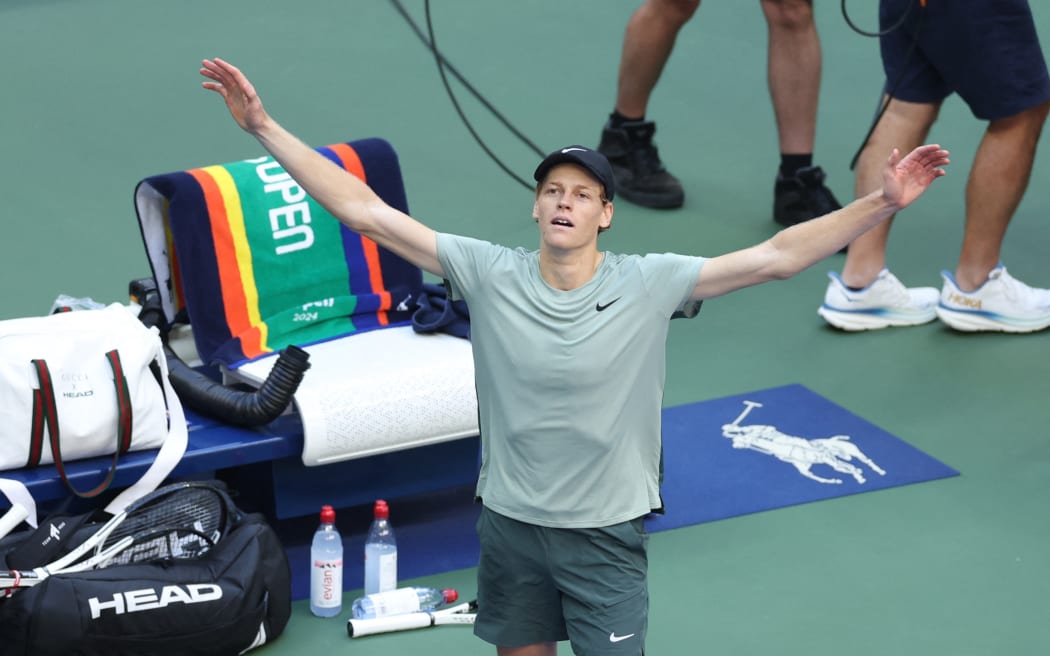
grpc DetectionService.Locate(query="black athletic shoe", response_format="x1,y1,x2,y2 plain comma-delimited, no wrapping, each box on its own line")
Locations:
773,165,841,226
597,120,684,209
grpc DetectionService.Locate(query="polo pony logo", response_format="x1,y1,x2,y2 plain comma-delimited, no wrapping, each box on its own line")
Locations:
721,401,886,485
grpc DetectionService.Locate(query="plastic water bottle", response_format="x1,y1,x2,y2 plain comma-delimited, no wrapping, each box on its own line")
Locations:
350,587,458,619
363,499,397,595
310,505,344,617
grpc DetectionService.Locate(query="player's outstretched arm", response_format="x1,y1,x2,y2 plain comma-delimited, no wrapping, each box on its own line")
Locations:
199,58,443,277
690,144,950,300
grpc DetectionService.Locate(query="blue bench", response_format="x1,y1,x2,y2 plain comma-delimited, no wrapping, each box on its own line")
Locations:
1,409,479,520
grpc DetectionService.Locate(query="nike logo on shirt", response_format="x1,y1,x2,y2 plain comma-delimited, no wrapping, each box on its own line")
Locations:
596,297,621,312
609,632,635,643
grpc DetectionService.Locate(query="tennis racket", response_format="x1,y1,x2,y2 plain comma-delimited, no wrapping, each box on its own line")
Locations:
347,599,478,638
0,481,237,590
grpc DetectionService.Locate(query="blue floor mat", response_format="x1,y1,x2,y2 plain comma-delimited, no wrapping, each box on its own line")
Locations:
281,384,959,601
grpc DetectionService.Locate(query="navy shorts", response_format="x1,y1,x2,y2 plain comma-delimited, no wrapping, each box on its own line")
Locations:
473,506,649,655
880,0,1050,120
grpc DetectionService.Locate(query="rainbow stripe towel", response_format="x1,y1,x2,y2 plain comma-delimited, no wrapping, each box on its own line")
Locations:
134,138,422,367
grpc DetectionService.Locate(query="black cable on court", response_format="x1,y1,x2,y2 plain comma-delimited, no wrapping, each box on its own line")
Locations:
389,0,544,192
393,0,924,183
841,0,924,170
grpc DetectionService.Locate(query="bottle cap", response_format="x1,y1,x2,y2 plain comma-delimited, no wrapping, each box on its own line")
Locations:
373,499,389,519
320,505,336,523
442,589,458,604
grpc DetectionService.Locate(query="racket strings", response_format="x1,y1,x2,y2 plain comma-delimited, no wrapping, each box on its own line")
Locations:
98,487,231,565
104,527,215,566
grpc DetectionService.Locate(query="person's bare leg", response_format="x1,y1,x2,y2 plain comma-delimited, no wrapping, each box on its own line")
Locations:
761,0,819,154
614,0,701,118
840,96,939,288
498,643,557,656
953,99,1050,290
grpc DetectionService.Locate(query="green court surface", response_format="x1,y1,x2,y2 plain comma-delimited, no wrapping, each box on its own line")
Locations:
2,1,1048,654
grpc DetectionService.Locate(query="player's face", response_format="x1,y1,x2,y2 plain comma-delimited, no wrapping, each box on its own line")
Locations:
533,164,612,249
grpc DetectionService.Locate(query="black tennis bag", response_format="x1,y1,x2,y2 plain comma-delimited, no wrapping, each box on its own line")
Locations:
0,511,291,655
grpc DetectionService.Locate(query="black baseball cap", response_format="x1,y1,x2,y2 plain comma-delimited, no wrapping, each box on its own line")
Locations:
533,145,615,201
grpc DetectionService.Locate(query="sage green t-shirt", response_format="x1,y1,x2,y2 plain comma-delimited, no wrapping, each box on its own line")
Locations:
437,233,704,528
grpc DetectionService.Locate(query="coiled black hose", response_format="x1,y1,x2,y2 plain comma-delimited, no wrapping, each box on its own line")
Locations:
162,341,310,427
132,278,310,427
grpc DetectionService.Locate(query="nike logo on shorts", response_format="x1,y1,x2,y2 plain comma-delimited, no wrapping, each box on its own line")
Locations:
609,632,635,643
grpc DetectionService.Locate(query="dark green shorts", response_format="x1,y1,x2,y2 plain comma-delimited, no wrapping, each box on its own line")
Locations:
474,506,649,655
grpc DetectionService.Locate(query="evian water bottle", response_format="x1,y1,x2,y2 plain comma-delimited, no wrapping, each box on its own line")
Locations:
310,505,344,617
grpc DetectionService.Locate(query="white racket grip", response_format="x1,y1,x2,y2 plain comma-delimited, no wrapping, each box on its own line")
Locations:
0,504,30,541
0,478,37,533
347,612,434,638
434,612,477,625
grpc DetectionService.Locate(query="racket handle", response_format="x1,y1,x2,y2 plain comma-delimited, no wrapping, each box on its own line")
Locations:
0,504,30,541
347,612,433,638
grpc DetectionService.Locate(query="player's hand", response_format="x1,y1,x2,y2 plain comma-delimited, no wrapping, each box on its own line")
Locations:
200,58,269,134
881,144,950,210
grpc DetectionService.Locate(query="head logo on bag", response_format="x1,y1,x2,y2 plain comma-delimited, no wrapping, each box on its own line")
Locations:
88,583,223,619
0,504,291,655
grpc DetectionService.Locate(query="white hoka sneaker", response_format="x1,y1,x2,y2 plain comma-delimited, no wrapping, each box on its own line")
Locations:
818,269,939,331
937,265,1050,333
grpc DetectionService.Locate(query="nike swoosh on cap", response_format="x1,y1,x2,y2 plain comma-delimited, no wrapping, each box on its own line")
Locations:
561,147,588,153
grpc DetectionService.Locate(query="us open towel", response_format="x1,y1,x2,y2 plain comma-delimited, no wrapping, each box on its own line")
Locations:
134,138,422,368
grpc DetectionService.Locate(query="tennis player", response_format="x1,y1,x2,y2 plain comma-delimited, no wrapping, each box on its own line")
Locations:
200,57,948,656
